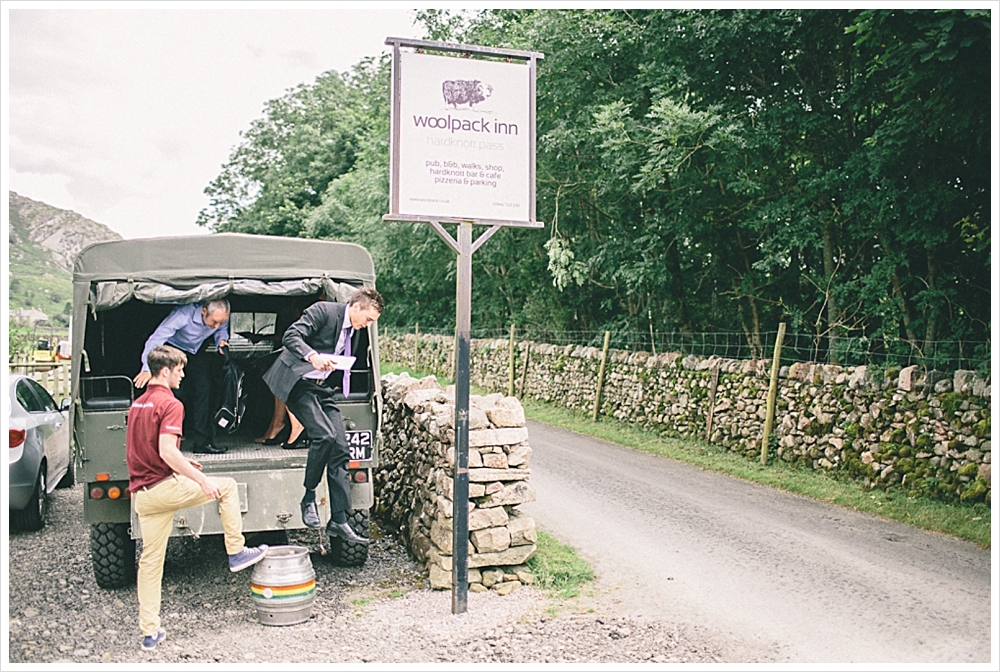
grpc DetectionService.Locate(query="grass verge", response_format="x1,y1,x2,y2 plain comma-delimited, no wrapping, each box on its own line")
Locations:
527,529,595,598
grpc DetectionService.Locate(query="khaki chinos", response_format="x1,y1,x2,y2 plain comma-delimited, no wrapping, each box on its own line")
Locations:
133,474,245,636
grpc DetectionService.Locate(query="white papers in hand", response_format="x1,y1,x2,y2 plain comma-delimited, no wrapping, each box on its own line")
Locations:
329,355,355,370
303,354,355,380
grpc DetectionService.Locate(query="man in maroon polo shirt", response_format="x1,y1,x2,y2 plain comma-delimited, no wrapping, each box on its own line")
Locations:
127,345,267,652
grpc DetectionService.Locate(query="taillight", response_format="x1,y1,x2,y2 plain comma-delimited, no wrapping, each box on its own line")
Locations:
351,470,368,483
89,481,131,500
9,429,26,448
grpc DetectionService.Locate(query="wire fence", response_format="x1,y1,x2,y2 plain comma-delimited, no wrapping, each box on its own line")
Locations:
384,325,991,374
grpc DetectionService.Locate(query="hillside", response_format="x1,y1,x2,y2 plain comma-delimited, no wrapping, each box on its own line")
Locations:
8,191,123,328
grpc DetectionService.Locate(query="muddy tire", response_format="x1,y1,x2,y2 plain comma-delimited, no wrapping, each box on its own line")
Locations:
329,509,370,567
90,523,136,589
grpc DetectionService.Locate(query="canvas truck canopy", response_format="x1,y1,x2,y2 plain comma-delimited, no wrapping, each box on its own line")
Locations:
70,233,379,393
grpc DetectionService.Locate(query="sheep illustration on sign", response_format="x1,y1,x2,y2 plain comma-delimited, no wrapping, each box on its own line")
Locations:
442,80,493,108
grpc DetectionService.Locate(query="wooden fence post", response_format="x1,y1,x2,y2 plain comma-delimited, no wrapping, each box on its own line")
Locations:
508,324,516,398
592,331,611,422
9,362,71,399
706,362,721,441
761,322,787,465
413,323,419,371
518,343,531,398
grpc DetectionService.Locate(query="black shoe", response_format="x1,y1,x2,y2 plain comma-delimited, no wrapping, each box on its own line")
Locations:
193,443,226,454
260,424,291,446
300,501,321,529
281,430,309,450
326,520,370,545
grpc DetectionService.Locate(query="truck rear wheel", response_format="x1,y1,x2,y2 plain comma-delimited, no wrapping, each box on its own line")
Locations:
329,509,369,566
90,522,136,588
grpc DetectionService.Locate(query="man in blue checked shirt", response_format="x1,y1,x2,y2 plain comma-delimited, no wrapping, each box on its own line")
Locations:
133,299,231,454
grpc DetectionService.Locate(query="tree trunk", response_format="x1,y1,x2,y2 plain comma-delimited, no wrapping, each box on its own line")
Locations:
923,247,938,354
891,271,918,345
822,224,841,364
735,229,763,357
882,235,918,344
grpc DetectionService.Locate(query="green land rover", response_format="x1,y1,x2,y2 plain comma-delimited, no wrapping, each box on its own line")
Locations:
70,234,381,588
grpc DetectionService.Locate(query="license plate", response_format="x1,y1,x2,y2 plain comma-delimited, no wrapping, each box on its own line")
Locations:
346,430,372,461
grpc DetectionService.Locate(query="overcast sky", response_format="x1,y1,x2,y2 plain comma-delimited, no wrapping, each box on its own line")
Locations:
4,4,427,240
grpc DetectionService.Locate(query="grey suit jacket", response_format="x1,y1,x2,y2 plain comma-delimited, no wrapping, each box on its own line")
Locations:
263,301,356,403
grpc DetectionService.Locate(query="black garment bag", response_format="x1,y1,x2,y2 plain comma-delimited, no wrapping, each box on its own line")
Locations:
214,346,246,434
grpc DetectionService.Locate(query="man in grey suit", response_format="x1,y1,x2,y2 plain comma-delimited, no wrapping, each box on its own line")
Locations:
262,287,384,544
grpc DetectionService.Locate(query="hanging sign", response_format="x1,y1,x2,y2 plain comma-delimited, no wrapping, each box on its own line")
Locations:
389,46,540,227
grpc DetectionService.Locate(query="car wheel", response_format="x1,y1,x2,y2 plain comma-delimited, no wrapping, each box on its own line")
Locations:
90,523,137,589
56,458,75,489
329,508,370,567
10,466,47,531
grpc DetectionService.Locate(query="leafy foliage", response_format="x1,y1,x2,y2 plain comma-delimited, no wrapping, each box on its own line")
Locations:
7,318,36,362
197,9,990,355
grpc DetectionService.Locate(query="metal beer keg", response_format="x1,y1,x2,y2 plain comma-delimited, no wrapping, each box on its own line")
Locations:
250,545,316,626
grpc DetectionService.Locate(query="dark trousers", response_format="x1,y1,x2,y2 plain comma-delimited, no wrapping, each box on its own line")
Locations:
286,379,351,514
173,346,217,448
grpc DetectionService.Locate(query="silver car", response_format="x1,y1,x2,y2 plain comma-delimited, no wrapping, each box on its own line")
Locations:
8,374,73,530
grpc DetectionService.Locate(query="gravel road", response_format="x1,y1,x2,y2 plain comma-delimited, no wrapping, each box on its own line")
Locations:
6,482,723,664
14,421,984,665
521,420,993,664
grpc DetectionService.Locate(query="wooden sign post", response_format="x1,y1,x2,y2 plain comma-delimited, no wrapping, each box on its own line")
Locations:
383,37,544,614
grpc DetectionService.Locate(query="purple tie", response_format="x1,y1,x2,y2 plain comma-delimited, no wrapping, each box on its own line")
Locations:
337,326,353,396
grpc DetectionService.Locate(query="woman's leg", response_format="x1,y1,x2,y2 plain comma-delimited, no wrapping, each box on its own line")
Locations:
255,396,289,442
287,408,305,443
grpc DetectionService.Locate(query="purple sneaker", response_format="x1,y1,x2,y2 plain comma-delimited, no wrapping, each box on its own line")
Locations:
141,628,166,651
229,544,269,572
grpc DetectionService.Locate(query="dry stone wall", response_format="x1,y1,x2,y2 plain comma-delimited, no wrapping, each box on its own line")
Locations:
376,372,538,593
381,334,991,504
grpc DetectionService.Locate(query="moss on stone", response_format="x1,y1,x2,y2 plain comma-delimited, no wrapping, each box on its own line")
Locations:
957,462,979,478
960,477,989,503
938,392,965,418
877,443,899,459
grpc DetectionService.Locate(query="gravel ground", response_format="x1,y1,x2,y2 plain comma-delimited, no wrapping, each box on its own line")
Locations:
6,485,723,664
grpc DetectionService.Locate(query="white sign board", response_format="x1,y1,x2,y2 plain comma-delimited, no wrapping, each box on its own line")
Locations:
394,50,533,224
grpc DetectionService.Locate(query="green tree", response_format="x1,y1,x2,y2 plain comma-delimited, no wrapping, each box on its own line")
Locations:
843,9,991,355
198,8,990,358
8,319,34,362
197,67,370,236
454,8,990,354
